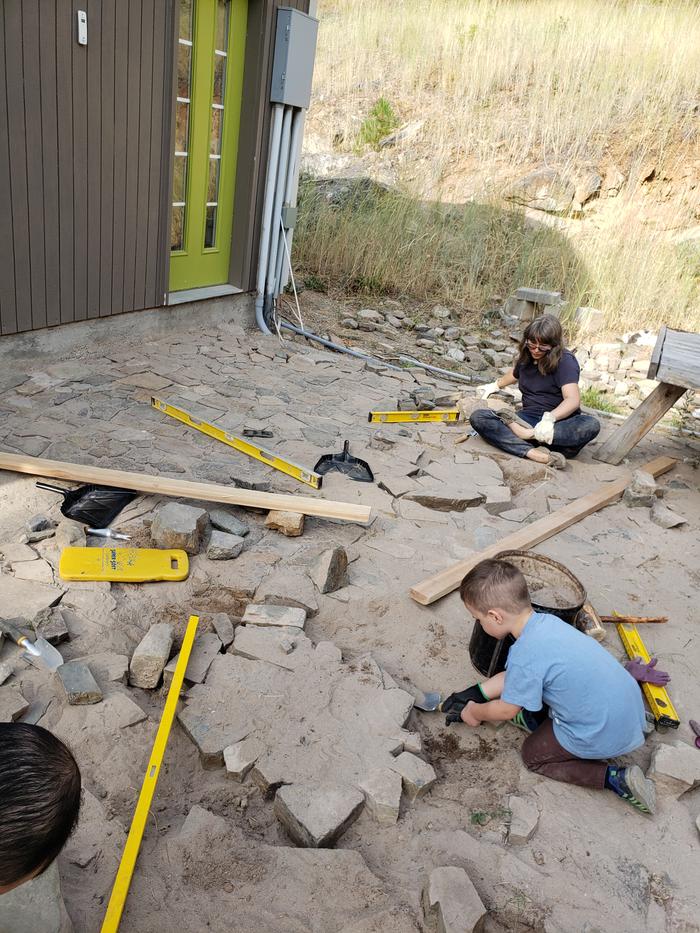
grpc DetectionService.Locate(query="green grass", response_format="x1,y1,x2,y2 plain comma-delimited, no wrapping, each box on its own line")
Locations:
294,177,700,332
355,97,400,151
580,387,624,414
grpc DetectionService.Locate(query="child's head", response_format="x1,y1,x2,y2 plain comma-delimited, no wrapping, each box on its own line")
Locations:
460,558,532,638
0,723,81,893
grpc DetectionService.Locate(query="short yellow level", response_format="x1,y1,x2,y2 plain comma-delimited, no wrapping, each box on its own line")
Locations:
152,397,322,489
368,409,460,424
101,614,200,932
616,622,680,730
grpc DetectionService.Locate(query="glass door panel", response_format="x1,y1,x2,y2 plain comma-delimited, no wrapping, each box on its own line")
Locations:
169,0,247,293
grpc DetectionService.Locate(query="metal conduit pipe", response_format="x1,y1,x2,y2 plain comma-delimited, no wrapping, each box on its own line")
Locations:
280,321,406,371
263,106,293,320
280,322,477,386
273,107,304,296
255,103,284,335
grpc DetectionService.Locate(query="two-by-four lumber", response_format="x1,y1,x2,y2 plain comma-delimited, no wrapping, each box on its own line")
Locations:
593,383,685,465
409,456,675,605
0,452,372,524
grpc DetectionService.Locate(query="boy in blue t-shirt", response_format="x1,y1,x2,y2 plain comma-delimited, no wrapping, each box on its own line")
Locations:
441,558,655,814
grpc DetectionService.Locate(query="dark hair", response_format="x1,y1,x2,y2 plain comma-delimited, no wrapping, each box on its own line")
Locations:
516,314,564,375
460,559,531,615
0,723,81,886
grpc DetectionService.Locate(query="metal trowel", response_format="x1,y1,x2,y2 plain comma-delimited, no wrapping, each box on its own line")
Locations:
411,688,442,712
0,618,64,671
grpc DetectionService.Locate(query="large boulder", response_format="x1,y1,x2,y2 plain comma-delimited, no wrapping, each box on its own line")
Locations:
505,167,575,214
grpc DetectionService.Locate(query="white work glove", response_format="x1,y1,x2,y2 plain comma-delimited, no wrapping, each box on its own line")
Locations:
478,381,500,400
533,411,556,444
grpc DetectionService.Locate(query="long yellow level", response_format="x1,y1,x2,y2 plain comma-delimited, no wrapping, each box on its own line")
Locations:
616,622,680,730
152,397,322,489
368,409,460,424
101,614,200,932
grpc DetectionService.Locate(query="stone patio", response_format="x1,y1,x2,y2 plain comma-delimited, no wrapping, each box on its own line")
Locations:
0,299,699,932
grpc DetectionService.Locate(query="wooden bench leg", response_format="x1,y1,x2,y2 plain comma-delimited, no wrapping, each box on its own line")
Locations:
593,382,686,465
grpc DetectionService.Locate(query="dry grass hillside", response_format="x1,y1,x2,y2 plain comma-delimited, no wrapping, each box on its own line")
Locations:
294,0,700,334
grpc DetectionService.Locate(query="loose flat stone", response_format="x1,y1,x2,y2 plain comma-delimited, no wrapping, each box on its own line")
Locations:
208,507,250,538
0,684,29,721
33,606,71,645
151,502,209,554
359,767,403,825
129,623,174,688
231,626,313,671
0,859,73,933
255,567,319,617
389,752,437,800
224,735,264,781
274,782,365,847
0,543,38,563
11,560,55,584
310,546,348,594
0,661,14,685
75,651,129,687
650,502,687,529
499,508,534,523
26,514,56,534
397,500,450,524
206,529,245,560
56,660,103,705
24,527,57,544
210,612,235,647
164,632,221,686
423,866,487,933
242,603,306,630
0,575,64,617
507,795,539,844
648,741,700,797
265,510,305,537
405,487,484,512
55,520,86,550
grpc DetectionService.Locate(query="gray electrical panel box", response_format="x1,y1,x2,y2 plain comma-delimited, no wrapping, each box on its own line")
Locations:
270,8,319,109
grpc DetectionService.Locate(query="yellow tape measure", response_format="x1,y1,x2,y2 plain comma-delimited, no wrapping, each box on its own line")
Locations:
152,397,322,489
616,622,680,730
101,614,200,932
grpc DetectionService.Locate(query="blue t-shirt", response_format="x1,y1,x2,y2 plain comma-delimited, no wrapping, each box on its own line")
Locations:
513,349,580,418
502,612,645,759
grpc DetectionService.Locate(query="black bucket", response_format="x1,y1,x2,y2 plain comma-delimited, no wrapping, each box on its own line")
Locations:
468,551,587,677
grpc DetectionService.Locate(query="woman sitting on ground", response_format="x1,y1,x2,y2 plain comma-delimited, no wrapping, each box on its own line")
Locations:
469,314,600,468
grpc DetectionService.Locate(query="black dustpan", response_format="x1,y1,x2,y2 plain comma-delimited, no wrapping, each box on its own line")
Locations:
314,440,374,483
36,482,137,526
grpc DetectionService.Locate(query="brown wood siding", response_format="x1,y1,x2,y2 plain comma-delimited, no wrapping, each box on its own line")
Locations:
0,0,175,336
229,0,311,293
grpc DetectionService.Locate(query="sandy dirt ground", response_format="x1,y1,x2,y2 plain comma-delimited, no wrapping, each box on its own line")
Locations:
0,299,698,932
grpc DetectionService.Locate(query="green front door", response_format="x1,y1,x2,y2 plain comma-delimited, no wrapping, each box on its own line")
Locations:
169,0,247,293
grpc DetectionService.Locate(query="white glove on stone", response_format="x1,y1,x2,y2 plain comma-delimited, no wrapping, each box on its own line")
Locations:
478,381,500,400
533,411,556,444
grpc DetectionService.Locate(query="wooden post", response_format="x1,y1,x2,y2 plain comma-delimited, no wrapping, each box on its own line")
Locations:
593,382,686,465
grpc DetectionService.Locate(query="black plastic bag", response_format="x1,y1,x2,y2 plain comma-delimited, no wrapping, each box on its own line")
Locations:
36,482,137,526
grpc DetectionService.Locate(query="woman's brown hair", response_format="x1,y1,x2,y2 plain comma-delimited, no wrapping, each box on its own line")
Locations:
515,314,564,375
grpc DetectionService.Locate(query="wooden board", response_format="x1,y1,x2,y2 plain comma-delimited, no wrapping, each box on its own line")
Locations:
410,456,675,605
654,328,700,390
594,383,685,465
0,453,372,525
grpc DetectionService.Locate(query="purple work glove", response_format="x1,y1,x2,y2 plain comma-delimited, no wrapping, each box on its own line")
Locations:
625,656,670,686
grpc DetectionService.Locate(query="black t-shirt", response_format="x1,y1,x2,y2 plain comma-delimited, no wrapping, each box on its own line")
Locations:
513,349,580,418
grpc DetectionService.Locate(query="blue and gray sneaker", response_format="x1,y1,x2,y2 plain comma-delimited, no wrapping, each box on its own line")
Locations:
605,765,656,815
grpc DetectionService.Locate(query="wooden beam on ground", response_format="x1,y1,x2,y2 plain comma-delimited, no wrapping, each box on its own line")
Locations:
409,456,675,606
593,383,685,465
0,452,372,524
